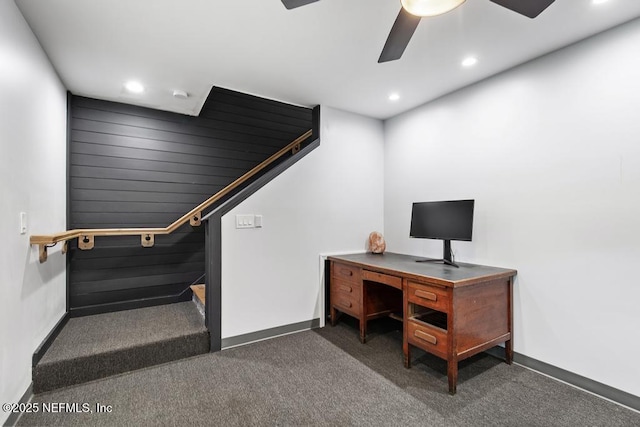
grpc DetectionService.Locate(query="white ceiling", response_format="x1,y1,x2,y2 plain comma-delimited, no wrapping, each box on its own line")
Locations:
15,0,640,120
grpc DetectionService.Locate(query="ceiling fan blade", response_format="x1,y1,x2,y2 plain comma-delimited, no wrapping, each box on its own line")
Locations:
489,0,555,19
378,8,422,63
281,0,320,9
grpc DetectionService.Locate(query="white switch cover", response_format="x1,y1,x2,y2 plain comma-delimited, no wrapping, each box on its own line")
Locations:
236,214,255,229
20,212,27,234
254,215,263,228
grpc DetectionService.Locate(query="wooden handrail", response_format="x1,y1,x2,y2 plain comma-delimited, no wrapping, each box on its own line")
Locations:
31,129,313,262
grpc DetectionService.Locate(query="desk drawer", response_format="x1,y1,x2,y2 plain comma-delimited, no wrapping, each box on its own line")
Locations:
362,270,402,290
331,291,361,317
407,318,448,358
331,262,361,283
408,281,449,312
331,278,362,301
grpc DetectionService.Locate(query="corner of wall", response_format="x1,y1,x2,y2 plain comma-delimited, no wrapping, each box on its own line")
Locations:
219,105,385,340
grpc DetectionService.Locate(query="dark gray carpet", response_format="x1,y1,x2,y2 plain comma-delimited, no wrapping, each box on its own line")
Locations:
33,302,209,393
317,317,640,426
20,318,640,426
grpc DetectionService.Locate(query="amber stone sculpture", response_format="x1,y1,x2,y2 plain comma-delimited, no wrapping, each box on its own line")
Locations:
368,231,386,254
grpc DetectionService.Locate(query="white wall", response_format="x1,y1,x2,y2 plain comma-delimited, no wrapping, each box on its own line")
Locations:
384,19,640,397
221,106,384,339
0,1,67,423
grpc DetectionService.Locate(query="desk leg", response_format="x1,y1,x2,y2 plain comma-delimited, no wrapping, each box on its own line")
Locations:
330,306,337,327
447,360,458,395
360,280,367,343
505,277,514,365
403,278,410,368
404,345,411,369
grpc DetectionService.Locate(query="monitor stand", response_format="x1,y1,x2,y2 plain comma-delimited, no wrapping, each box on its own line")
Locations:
416,240,459,268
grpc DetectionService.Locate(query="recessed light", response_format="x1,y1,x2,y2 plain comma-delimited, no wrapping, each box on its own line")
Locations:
461,56,478,67
592,0,609,4
124,81,144,94
389,93,400,101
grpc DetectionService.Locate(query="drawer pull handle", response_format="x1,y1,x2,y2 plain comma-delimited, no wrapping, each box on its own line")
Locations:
339,285,352,293
415,290,437,301
415,330,437,345
340,269,353,277
340,301,352,309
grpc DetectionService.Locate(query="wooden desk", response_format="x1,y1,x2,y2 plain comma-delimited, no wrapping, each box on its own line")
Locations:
327,252,517,394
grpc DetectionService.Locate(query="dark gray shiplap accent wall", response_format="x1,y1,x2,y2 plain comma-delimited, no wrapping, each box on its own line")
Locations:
69,87,313,313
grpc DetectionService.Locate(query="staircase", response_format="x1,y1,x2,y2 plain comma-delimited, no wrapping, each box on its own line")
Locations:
33,301,208,393
29,119,320,393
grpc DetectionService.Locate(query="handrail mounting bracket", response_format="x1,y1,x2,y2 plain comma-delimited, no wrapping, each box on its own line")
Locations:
190,212,202,227
78,235,94,250
39,245,48,263
141,233,155,248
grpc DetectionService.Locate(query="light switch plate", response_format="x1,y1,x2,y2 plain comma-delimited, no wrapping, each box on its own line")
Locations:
235,214,255,229
20,212,27,234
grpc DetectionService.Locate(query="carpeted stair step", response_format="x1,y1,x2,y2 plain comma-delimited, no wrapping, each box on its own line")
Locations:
190,284,206,317
191,284,205,304
33,301,209,393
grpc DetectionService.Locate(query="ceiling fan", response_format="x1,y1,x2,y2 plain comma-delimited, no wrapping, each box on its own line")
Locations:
281,0,556,63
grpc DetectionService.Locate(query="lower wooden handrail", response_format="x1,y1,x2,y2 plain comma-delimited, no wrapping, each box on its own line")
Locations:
30,129,313,262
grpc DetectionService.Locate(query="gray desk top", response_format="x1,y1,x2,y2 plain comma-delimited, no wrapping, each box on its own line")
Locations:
328,252,516,287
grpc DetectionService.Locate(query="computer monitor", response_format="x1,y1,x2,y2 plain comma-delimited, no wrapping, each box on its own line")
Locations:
409,199,475,268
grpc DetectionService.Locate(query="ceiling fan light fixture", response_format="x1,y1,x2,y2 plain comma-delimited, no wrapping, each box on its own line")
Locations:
400,0,466,17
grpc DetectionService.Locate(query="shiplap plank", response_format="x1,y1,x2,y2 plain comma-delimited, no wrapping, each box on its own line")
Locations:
71,271,202,294
73,116,290,148
72,189,209,204
71,177,223,195
203,101,312,129
72,212,190,225
72,250,204,270
70,283,191,307
70,240,204,256
72,201,197,214
73,105,305,142
72,262,206,285
70,165,237,186
70,153,248,177
205,87,312,121
71,141,261,169
73,110,291,147
71,129,277,156
200,108,309,135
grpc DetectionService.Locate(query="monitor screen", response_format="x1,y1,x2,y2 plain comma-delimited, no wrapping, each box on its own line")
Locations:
410,200,474,241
